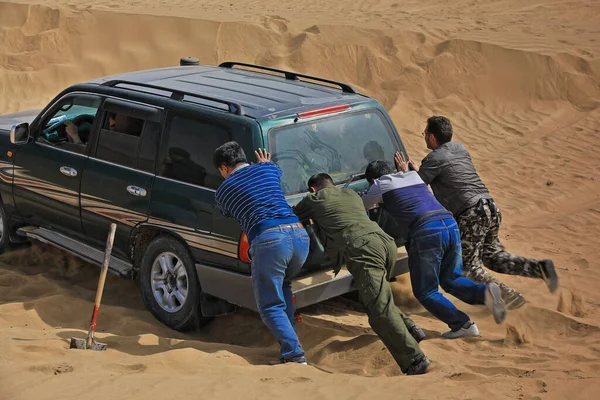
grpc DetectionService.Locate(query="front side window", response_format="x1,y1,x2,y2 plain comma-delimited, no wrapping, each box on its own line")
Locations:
158,115,231,189
268,109,400,194
39,94,102,152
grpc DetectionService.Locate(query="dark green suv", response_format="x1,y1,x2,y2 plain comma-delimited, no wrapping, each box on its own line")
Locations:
0,61,409,330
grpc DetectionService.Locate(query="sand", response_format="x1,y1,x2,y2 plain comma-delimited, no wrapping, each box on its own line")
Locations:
1,0,599,398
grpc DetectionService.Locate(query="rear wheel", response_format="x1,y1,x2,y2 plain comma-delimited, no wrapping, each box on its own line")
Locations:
139,236,212,330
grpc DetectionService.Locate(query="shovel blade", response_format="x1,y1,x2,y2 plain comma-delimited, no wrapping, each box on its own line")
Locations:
89,340,107,351
69,337,107,351
69,337,87,350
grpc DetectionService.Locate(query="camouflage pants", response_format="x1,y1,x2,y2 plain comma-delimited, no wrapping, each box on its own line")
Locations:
457,198,544,304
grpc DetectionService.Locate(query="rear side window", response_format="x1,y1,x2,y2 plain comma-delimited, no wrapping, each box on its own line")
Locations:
159,115,231,189
95,113,145,168
268,109,400,194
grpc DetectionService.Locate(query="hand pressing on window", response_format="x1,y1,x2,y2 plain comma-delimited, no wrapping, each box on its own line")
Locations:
254,148,272,163
394,151,418,173
65,121,83,145
394,151,409,172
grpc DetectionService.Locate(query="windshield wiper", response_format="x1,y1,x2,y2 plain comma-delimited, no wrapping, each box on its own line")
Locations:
343,173,365,188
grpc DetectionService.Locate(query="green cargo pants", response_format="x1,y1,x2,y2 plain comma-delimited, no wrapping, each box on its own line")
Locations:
346,232,424,372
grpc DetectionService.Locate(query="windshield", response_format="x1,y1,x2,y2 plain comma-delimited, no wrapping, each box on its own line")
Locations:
45,104,100,130
268,109,401,195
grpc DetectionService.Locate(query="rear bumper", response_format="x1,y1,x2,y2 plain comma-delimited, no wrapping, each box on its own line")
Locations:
196,247,409,312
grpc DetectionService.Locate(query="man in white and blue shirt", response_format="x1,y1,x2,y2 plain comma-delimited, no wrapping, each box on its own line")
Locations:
214,142,309,364
362,160,507,339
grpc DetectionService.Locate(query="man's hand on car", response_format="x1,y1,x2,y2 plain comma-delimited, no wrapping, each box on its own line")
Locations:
255,148,272,163
394,151,418,172
394,151,409,172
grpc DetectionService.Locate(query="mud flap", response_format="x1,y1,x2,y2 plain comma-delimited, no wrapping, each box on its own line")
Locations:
199,292,237,317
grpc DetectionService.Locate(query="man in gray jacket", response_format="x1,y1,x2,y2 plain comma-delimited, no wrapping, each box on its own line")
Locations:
399,116,558,309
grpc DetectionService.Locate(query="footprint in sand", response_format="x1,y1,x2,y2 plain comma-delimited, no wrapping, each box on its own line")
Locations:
261,15,289,34
29,363,74,375
19,344,64,357
105,363,148,374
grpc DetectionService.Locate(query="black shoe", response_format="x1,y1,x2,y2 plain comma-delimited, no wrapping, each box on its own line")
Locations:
540,260,559,293
408,325,426,343
405,356,431,376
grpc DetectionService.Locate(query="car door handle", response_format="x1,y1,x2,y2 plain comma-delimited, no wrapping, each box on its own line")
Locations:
127,185,147,197
59,166,78,177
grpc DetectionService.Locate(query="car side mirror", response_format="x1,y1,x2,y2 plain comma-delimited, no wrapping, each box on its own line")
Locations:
10,123,30,145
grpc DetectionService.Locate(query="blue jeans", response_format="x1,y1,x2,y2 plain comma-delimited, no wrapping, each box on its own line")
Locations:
408,218,487,331
249,223,310,360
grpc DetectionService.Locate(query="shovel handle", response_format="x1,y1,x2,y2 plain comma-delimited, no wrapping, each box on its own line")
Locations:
88,223,117,343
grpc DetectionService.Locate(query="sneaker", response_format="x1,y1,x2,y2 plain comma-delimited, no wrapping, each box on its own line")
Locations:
504,291,526,310
540,260,559,293
405,356,431,375
408,325,426,343
442,321,480,339
269,354,308,365
485,282,507,324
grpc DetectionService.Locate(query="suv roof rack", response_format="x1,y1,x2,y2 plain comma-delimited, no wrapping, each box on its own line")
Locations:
100,79,245,116
218,61,358,94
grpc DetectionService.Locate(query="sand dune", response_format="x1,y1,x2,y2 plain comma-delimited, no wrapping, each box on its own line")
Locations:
1,0,600,398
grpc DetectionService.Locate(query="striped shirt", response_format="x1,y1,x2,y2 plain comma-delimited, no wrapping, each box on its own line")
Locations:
215,162,299,243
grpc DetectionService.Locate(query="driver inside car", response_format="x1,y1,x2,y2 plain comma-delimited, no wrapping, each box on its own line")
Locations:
65,120,86,145
65,112,121,145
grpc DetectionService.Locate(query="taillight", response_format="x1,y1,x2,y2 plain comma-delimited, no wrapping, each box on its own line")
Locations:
296,104,350,119
238,233,251,263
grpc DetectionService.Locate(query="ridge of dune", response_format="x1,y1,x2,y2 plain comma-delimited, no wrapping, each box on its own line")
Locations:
1,2,599,114
1,0,600,399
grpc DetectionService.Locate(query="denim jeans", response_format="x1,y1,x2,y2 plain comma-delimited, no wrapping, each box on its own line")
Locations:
249,223,310,360
408,218,487,331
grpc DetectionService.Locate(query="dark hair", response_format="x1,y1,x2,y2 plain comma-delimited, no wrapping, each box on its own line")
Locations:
307,173,334,191
426,116,453,144
363,141,384,161
213,141,247,168
365,160,394,183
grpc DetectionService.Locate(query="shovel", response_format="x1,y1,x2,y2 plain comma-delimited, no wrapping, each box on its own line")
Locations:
70,223,117,351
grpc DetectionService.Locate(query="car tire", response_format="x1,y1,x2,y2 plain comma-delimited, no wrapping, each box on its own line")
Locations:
139,235,212,331
0,202,11,254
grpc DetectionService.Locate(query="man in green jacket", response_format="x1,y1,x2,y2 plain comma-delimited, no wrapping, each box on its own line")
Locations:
293,173,430,375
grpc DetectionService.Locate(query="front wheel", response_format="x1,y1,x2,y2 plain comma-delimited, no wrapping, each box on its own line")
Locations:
139,236,212,331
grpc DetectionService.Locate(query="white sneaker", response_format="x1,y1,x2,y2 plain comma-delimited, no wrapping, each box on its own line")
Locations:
485,282,507,324
442,322,480,339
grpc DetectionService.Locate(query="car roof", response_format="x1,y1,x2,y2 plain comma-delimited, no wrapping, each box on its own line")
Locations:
86,63,368,119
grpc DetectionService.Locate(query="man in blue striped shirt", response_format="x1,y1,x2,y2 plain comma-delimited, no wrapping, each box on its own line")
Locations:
213,142,310,365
